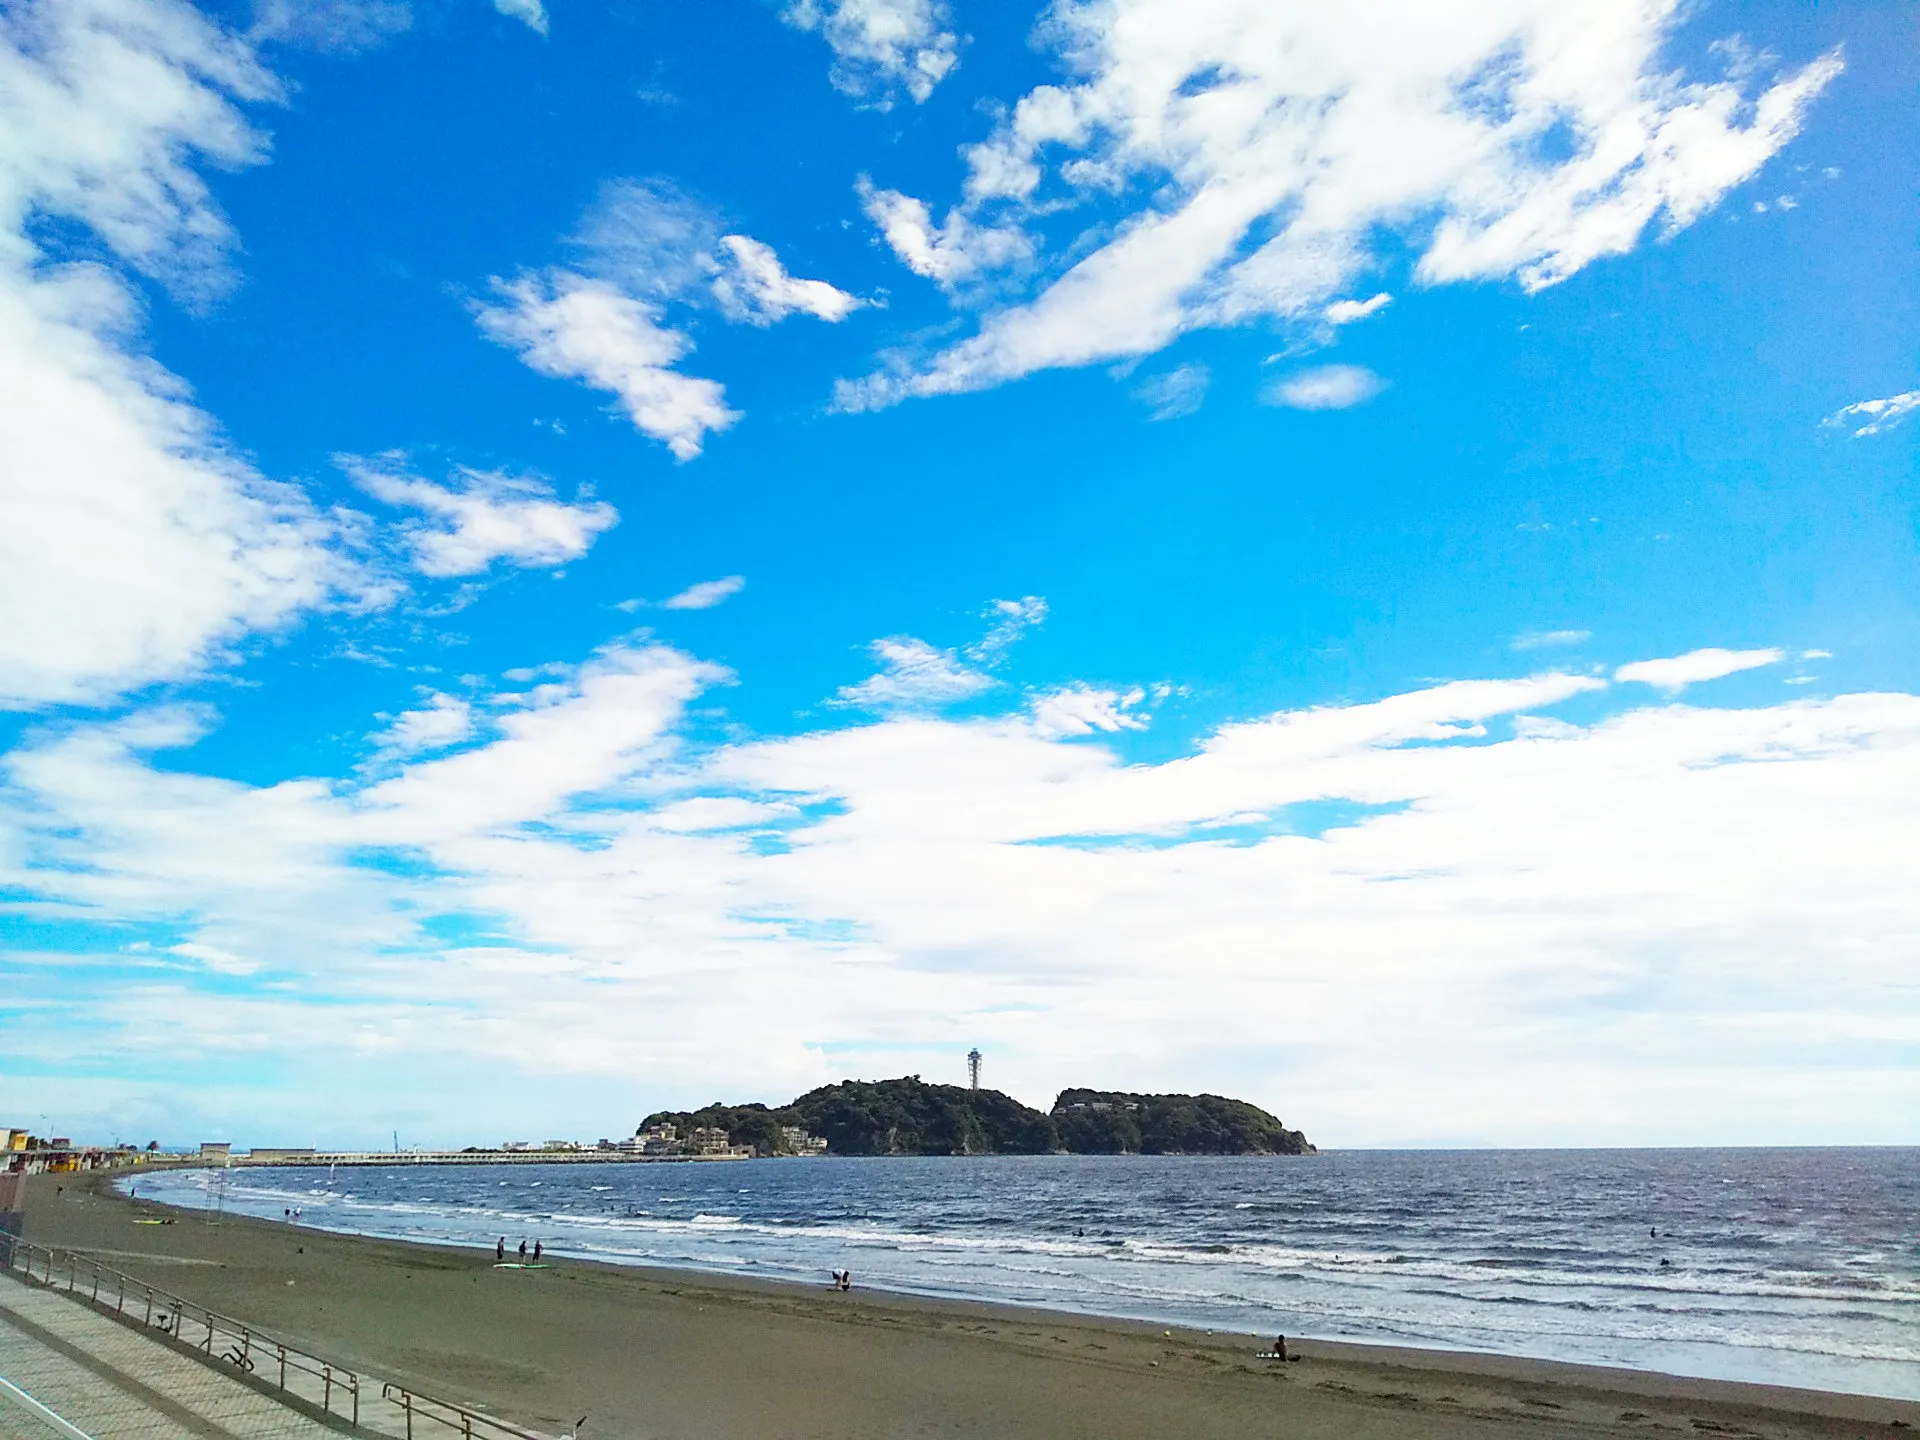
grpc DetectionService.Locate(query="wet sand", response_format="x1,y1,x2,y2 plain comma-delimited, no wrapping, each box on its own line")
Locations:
19,1172,1918,1440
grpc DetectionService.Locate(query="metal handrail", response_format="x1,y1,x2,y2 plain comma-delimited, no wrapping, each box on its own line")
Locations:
381,1383,560,1440
1,1239,360,1426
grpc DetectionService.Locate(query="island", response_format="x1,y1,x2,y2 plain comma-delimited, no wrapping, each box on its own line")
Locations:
638,1077,1313,1157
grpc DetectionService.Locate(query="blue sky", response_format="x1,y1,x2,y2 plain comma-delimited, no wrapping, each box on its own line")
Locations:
2,0,1917,1149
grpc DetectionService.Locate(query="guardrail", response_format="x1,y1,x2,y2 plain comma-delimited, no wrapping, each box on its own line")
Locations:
1,1239,361,1426
381,1383,560,1440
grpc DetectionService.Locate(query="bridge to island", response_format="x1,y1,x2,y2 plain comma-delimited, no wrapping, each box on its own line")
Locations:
207,1145,751,1167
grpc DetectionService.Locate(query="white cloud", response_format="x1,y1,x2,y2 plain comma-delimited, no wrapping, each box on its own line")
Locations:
782,0,958,107
348,457,617,576
370,692,474,757
12,653,1920,1147
1825,390,1920,438
570,179,721,302
711,235,860,325
571,181,862,324
834,637,992,710
248,0,411,51
1029,684,1149,739
834,598,1045,711
841,2,1840,405
1263,364,1387,411
855,178,1032,291
1133,363,1209,420
492,0,546,34
474,271,738,461
1615,647,1784,691
966,596,1048,664
0,0,356,709
661,575,745,611
1512,629,1592,652
1324,292,1391,326
483,182,857,448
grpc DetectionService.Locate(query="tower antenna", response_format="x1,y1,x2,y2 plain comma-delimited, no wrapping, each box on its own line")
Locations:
967,1048,982,1091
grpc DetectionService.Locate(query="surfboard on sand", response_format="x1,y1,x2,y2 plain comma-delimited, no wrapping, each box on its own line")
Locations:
492,1262,552,1269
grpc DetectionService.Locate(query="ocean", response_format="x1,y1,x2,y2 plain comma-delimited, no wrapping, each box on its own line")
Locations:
125,1148,1920,1400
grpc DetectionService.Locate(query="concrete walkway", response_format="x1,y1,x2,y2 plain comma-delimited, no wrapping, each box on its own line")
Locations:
0,1270,357,1440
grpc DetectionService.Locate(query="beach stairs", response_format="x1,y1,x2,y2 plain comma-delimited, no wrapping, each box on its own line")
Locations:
0,1267,405,1439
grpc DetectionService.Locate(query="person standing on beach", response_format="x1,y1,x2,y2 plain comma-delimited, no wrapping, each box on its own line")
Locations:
518,1239,527,1260
496,1237,505,1261
533,1240,542,1262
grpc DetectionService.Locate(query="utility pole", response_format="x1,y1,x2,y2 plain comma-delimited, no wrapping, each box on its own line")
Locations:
967,1049,982,1091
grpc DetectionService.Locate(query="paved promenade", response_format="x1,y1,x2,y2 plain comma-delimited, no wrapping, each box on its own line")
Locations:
0,1270,363,1440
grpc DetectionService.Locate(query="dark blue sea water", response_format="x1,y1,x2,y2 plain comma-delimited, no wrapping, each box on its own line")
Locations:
129,1149,1920,1400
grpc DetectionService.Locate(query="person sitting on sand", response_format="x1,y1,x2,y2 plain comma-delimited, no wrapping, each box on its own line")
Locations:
839,1270,852,1292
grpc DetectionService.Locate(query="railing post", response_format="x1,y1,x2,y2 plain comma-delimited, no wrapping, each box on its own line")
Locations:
324,1363,332,1413
351,1377,358,1426
278,1344,286,1390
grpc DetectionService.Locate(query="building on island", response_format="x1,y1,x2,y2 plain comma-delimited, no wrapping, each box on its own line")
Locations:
779,1126,829,1156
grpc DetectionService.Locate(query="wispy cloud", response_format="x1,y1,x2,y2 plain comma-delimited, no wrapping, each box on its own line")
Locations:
839,4,1840,407
833,636,993,710
1825,390,1920,438
1324,292,1391,326
474,272,738,461
661,576,745,611
1263,365,1387,411
1512,629,1592,652
1615,647,1784,692
347,457,617,575
1133,363,1210,420
835,597,1046,710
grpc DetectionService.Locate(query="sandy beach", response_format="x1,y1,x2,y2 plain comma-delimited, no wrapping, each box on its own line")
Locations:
16,1171,1917,1440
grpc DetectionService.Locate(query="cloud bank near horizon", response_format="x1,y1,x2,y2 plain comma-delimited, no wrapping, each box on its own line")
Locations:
4,633,1912,1150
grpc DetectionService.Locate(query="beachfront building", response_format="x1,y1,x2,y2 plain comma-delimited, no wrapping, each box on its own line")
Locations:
780,1126,829,1156
688,1127,732,1156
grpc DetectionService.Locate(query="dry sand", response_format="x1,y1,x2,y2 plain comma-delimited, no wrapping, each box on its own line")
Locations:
19,1172,1919,1440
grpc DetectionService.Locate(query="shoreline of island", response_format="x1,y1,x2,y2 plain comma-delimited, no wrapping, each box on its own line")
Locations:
14,1170,1915,1440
